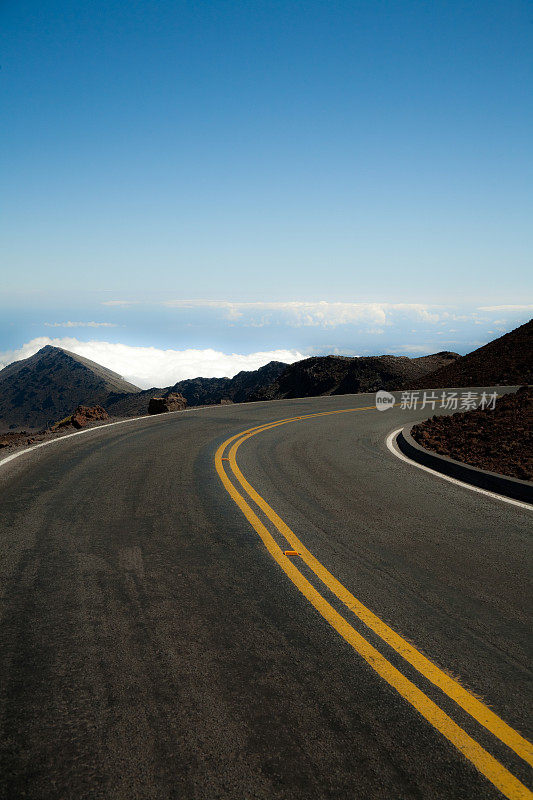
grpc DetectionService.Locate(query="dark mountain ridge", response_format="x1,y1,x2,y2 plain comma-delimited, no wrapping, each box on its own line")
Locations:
0,346,139,432
410,319,532,389
1,320,530,433
251,351,460,401
105,360,288,417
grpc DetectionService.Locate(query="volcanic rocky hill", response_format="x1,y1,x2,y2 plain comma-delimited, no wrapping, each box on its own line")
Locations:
1,320,530,433
410,319,533,389
106,360,288,417
411,386,532,481
0,346,140,432
250,351,461,401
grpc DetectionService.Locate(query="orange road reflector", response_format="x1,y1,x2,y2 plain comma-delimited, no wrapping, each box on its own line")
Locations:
284,550,299,557
222,457,230,461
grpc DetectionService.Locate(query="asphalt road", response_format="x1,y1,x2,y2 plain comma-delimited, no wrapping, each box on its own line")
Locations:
0,393,531,800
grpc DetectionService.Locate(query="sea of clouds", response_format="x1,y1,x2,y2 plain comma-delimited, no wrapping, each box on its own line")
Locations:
0,338,305,389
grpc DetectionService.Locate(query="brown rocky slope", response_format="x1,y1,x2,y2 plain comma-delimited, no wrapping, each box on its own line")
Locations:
148,394,187,414
411,386,532,481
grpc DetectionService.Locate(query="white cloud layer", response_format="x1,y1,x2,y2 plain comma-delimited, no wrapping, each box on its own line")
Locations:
101,300,141,307
0,338,304,389
44,321,118,328
390,344,433,353
98,299,532,331
477,304,533,312
161,300,442,327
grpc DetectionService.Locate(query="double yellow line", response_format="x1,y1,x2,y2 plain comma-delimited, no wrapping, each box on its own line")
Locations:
215,407,532,800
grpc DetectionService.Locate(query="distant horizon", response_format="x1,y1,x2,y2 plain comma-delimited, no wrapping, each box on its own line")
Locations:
1,2,531,385
1,311,530,389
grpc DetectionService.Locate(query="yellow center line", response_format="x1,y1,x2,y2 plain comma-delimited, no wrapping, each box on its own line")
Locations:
228,431,533,767
214,407,533,800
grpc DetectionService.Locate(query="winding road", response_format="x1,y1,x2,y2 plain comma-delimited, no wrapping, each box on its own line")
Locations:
0,394,531,799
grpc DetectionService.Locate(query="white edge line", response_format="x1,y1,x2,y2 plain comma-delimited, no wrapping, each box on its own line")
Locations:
0,409,192,469
0,397,286,470
6,410,530,515
386,428,532,512
0,395,374,471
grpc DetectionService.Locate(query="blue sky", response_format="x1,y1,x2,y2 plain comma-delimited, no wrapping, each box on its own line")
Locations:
1,1,532,384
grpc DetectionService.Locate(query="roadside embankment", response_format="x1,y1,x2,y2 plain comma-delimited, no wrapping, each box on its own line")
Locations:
411,386,532,481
